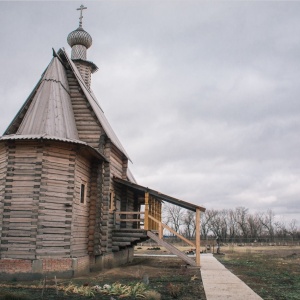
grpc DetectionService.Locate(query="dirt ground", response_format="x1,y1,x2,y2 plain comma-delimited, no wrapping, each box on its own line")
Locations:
3,243,298,299
0,246,206,300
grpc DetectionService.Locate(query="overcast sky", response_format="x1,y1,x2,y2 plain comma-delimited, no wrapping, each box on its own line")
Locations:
0,1,299,223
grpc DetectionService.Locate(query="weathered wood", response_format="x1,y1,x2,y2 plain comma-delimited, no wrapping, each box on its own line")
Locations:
115,218,143,222
195,208,201,267
148,215,196,248
147,231,197,267
144,192,149,230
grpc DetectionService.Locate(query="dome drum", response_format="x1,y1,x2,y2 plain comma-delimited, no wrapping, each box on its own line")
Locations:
71,45,87,60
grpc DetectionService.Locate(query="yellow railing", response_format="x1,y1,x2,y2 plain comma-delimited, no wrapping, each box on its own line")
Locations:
113,191,201,266
148,215,195,247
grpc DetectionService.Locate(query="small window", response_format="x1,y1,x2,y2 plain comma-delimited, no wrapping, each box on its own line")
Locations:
80,183,86,204
110,191,115,211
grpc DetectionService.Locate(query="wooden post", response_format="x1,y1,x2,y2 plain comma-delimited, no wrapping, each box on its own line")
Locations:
155,200,159,230
196,208,201,267
159,222,163,239
144,192,149,230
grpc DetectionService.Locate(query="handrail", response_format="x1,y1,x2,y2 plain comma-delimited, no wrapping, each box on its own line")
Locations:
114,211,144,226
115,211,145,215
148,215,196,248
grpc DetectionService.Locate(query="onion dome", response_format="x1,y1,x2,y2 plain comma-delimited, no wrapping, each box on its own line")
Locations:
67,5,93,61
67,27,92,49
67,5,98,87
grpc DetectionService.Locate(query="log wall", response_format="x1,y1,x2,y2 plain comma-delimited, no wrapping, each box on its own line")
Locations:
67,69,104,151
88,162,102,255
36,142,76,258
0,140,104,260
1,141,42,259
71,153,92,258
0,143,7,256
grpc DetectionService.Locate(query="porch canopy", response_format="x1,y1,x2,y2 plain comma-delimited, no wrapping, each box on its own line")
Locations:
113,176,206,267
113,176,205,212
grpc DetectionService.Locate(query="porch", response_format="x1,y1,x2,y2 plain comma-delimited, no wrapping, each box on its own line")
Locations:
112,177,206,267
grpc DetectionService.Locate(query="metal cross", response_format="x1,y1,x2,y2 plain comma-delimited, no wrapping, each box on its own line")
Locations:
77,4,87,27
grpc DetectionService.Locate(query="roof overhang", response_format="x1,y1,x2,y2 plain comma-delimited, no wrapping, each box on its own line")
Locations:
113,176,206,212
0,134,108,162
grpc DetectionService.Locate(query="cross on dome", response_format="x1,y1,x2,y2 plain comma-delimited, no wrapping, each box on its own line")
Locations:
77,4,87,27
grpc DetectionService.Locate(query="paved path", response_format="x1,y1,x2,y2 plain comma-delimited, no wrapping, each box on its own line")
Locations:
200,254,263,300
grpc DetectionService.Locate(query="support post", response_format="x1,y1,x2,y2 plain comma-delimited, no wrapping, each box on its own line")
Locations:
196,208,201,267
159,222,163,239
144,192,149,230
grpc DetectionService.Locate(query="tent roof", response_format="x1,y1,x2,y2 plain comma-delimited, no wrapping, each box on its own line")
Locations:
4,49,130,161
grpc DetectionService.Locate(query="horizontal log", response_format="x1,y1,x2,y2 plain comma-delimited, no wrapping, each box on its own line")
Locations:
39,203,70,210
38,216,67,222
42,156,73,165
39,209,71,217
36,235,70,240
116,211,145,215
5,218,33,223
2,237,36,242
115,218,143,222
36,241,70,247
39,222,71,228
1,230,33,237
36,249,70,255
37,228,71,234
1,253,36,259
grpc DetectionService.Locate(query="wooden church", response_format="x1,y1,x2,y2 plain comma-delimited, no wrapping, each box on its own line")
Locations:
0,6,205,279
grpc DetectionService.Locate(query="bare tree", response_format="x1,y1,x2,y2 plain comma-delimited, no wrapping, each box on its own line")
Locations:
288,219,298,241
208,209,228,241
247,212,262,241
259,209,275,241
163,203,185,234
234,207,250,241
201,210,216,240
183,210,196,239
227,209,238,241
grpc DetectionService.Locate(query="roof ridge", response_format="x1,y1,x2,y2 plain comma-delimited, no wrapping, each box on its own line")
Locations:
59,48,131,161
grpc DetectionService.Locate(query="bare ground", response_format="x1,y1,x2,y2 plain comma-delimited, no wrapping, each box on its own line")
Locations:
0,246,206,299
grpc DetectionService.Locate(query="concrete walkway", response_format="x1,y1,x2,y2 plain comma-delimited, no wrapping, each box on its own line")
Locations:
201,254,263,300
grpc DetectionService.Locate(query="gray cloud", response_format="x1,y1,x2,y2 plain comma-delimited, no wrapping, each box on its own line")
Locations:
1,1,300,222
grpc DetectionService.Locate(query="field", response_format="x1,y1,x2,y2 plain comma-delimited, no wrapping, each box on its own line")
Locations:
1,244,299,299
215,244,300,300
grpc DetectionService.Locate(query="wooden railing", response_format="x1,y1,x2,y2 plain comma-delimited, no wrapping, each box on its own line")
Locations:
147,212,201,267
114,211,144,229
113,191,201,266
144,192,162,231
148,215,195,247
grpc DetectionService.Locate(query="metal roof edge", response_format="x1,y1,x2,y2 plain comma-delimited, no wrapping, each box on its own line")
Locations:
0,134,108,162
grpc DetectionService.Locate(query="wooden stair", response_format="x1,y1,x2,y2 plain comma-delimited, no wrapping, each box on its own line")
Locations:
112,229,149,252
147,231,197,267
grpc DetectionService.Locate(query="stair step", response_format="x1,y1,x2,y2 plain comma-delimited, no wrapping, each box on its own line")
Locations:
112,246,120,252
112,232,147,238
112,237,139,242
112,241,131,247
112,229,147,234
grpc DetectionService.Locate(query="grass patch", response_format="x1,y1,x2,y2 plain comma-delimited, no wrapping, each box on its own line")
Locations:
216,250,300,300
